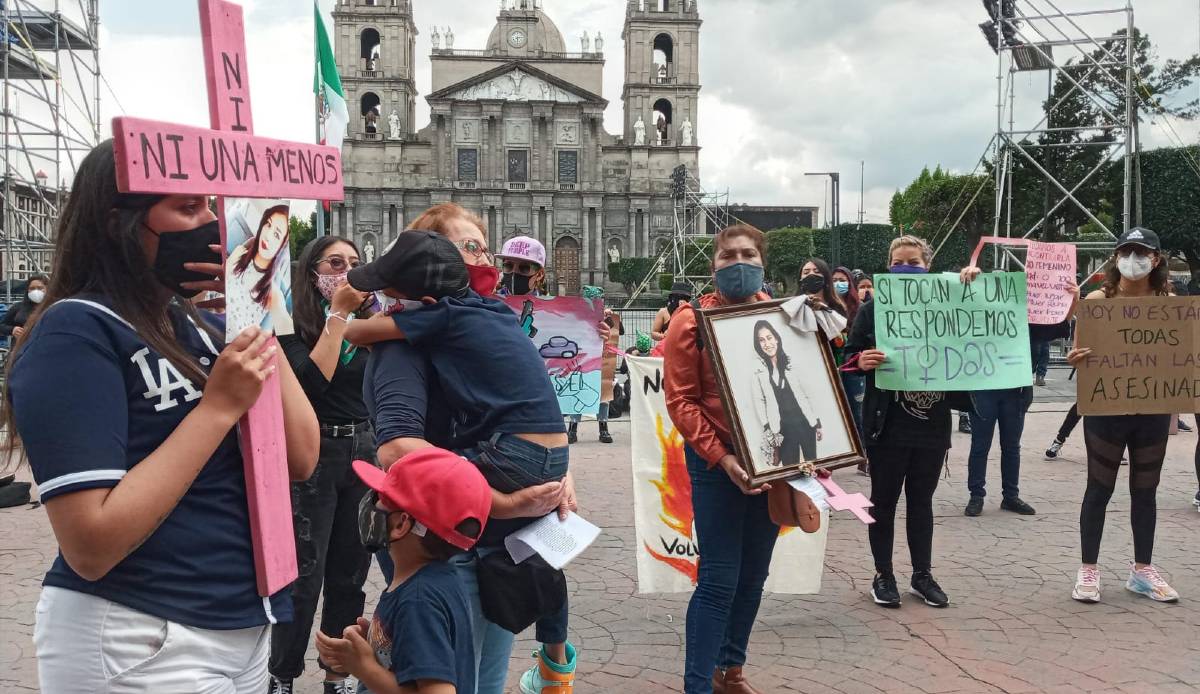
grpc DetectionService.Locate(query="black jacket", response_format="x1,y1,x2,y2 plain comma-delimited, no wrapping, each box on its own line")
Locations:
844,298,974,447
0,300,35,337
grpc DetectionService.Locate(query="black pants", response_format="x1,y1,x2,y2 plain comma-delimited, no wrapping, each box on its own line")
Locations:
1193,415,1200,489
1057,404,1082,442
1080,415,1169,565
867,444,946,574
270,429,375,680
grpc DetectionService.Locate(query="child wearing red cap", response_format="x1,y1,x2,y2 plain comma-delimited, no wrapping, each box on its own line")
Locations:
316,449,492,694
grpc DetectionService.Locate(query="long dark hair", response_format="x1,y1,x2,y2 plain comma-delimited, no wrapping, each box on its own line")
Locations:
834,265,860,325
1101,250,1171,298
232,205,290,306
293,235,366,349
752,320,790,377
803,258,846,316
3,140,222,460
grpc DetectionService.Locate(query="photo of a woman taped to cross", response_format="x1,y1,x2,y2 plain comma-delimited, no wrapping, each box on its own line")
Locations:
700,301,866,485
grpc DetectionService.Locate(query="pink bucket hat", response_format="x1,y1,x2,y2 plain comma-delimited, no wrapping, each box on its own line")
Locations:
497,236,546,267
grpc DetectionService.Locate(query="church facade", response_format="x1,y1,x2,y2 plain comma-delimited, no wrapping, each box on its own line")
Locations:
330,0,702,294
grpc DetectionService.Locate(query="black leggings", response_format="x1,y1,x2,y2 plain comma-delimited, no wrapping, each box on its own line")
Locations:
1057,404,1081,442
1194,415,1200,488
867,445,946,574
1080,415,1170,565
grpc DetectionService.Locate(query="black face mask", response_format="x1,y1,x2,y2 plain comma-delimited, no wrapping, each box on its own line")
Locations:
800,273,827,296
146,220,222,298
503,272,533,296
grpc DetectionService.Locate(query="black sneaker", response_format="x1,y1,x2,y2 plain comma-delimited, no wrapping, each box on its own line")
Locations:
1178,419,1193,432
911,571,950,607
1045,438,1064,459
1192,491,1199,510
1001,497,1036,515
958,413,972,434
267,677,293,694
871,572,901,608
323,681,355,694
964,496,984,517
567,423,578,445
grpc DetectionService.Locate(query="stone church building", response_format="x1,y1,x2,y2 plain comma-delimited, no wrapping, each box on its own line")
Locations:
330,0,701,294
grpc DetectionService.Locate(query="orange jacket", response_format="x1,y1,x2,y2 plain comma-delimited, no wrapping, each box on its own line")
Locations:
663,291,770,468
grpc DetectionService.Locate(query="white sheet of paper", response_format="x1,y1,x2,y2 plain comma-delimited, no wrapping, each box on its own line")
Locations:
789,476,832,512
504,511,601,570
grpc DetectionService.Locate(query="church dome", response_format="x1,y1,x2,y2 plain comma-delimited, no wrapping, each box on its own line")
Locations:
487,8,567,54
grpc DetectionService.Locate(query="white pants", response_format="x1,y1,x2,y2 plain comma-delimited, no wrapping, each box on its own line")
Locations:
34,586,270,694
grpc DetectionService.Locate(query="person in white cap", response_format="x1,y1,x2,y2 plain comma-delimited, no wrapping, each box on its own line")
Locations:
496,236,547,297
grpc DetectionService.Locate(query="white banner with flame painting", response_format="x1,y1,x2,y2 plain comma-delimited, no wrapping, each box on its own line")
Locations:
627,356,828,595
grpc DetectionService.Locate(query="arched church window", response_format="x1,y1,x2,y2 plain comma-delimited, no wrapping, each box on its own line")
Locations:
361,92,382,135
652,34,674,82
652,99,673,145
361,28,381,71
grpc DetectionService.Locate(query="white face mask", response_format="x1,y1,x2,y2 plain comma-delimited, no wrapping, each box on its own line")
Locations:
1117,253,1154,281
27,289,45,304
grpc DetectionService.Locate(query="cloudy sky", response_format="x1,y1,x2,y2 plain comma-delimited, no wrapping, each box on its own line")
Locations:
38,0,1200,223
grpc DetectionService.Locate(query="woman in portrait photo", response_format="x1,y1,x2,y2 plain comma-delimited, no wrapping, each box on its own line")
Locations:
227,204,293,334
750,319,821,468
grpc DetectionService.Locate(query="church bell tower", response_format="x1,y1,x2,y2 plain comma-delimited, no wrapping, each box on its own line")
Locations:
332,0,418,140
621,0,701,153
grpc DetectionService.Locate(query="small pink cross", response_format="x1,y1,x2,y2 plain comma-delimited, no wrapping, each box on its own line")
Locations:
817,475,875,525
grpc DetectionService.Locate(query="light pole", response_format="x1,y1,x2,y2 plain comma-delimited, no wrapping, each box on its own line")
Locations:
805,172,841,266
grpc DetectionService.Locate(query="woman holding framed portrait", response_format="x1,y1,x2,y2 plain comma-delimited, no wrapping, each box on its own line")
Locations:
749,319,820,466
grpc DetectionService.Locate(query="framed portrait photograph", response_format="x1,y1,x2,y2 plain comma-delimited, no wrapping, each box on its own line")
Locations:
699,300,867,486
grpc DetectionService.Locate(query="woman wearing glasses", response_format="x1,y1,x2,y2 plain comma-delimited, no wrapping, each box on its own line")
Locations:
269,236,376,694
496,236,548,297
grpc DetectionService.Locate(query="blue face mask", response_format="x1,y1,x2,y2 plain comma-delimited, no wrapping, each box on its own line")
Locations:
890,264,929,275
834,281,850,295
714,263,764,301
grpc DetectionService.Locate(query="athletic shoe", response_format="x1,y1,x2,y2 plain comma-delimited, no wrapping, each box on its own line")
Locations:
1126,564,1180,603
1178,419,1193,432
323,681,355,694
1193,491,1200,511
964,496,984,517
1000,497,1036,515
268,677,293,694
567,423,578,445
1035,375,1047,387
871,572,901,608
1072,566,1101,603
958,413,972,434
910,571,950,607
1045,438,1064,459
520,643,577,694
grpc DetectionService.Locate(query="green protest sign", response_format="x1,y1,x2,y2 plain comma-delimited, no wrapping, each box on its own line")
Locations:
873,272,1032,391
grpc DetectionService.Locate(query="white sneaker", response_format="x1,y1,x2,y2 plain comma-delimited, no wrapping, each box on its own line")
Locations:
1072,566,1101,603
1126,564,1180,603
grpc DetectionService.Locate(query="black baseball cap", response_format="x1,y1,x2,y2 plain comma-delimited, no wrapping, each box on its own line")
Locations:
1116,227,1161,252
669,281,693,297
348,230,469,299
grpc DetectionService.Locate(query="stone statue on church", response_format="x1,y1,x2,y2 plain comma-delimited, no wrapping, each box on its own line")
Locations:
657,64,668,81
431,26,440,50
608,244,621,265
595,32,604,53
633,116,646,146
680,118,693,146
364,241,376,263
655,114,667,145
580,31,590,53
445,26,455,49
388,110,401,139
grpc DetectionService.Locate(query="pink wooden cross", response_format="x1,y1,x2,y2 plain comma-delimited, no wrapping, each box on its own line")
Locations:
817,475,876,525
113,0,344,596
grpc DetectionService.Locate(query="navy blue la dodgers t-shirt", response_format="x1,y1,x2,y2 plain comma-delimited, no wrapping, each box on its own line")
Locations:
7,296,292,629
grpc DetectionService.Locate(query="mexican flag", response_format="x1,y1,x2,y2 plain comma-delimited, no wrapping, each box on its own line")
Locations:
314,2,347,153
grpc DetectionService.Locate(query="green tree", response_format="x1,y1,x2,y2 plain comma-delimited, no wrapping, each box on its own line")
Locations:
1137,146,1200,286
890,167,995,262
765,227,813,293
608,257,659,294
289,215,316,258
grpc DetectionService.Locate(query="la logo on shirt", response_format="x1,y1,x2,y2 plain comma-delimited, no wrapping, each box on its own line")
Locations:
130,348,203,412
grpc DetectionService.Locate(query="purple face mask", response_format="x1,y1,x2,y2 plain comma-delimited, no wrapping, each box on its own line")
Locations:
315,271,347,301
890,265,929,275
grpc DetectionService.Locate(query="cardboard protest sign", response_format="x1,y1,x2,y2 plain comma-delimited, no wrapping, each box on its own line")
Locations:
502,296,605,416
627,356,828,595
971,236,1077,324
223,198,295,340
874,272,1032,391
1076,297,1200,415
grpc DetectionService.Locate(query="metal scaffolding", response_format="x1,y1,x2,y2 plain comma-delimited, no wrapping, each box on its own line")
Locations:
1,0,100,298
983,0,1134,270
622,165,729,306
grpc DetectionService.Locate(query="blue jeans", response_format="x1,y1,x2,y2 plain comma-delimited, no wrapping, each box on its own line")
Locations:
1031,339,1051,378
684,445,779,694
968,388,1031,500
840,371,865,439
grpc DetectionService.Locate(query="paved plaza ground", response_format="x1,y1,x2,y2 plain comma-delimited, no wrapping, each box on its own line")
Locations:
2,369,1199,693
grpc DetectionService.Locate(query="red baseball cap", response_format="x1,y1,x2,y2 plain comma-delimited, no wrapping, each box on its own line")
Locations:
353,449,491,551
